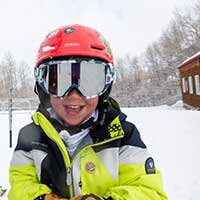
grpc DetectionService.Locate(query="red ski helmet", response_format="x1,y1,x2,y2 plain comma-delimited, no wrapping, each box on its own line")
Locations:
35,24,114,67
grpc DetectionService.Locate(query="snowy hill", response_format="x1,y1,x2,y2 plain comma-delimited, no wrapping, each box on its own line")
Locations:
0,103,199,200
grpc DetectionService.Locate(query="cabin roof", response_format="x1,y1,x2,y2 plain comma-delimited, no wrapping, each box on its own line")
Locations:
177,51,200,70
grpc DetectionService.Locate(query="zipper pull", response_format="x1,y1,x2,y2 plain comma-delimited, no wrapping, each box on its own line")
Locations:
66,167,72,186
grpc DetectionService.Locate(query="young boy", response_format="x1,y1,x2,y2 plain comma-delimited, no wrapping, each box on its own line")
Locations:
8,24,167,200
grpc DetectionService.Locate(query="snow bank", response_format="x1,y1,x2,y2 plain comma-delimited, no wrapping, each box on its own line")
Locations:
0,106,199,200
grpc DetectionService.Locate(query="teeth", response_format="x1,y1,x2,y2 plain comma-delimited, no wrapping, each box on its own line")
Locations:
68,105,80,109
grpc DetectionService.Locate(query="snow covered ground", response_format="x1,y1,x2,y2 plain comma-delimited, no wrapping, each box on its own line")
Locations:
0,102,199,200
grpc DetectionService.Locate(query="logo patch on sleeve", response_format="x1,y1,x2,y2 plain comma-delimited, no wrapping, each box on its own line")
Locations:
145,157,156,174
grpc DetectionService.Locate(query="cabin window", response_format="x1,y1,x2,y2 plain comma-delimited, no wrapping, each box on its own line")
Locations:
182,78,186,93
188,76,193,94
195,74,200,95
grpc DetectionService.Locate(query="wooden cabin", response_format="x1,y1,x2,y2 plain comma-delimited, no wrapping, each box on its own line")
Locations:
178,52,200,109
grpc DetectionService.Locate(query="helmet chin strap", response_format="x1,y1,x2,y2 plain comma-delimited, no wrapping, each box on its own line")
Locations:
97,83,113,126
35,83,51,111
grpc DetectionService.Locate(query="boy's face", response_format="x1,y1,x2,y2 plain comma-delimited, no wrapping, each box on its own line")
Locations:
50,90,98,126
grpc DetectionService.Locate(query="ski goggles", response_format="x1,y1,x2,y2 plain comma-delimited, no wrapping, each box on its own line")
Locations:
35,59,116,99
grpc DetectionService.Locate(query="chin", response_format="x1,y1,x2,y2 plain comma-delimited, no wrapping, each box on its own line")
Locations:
64,120,81,126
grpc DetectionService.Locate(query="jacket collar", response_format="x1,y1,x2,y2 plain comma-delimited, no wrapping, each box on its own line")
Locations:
36,97,127,136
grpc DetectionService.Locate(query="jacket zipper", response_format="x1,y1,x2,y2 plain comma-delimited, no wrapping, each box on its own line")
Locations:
42,130,74,197
66,167,72,186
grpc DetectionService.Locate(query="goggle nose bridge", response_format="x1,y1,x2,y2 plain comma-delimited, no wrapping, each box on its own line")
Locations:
61,84,83,98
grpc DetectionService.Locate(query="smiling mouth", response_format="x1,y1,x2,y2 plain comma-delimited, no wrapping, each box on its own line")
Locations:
65,105,85,113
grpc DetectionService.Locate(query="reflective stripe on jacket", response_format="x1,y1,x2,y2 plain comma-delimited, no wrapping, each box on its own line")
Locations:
9,106,167,200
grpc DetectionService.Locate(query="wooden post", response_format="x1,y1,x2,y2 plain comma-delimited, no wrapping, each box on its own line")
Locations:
8,65,13,148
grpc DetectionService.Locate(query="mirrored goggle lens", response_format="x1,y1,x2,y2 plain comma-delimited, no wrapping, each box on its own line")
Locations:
35,60,115,98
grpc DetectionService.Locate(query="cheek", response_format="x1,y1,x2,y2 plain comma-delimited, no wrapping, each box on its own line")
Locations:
50,97,62,109
88,97,98,109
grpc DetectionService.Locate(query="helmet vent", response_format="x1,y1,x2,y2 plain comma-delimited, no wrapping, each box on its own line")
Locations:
91,45,104,51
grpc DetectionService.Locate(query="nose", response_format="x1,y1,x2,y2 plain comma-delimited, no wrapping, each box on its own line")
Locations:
65,89,82,98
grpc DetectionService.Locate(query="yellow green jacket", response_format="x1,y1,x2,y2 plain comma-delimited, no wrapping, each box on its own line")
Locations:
9,103,167,200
